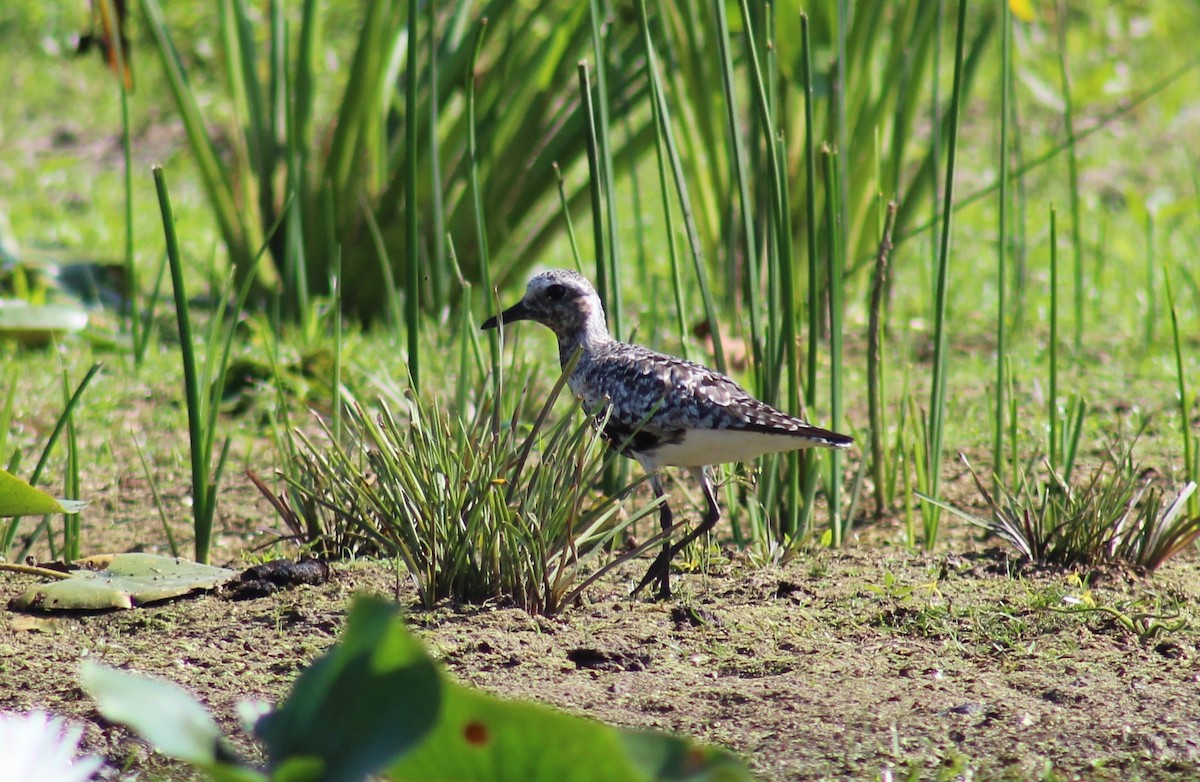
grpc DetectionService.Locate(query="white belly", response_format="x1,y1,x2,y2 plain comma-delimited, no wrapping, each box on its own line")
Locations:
651,428,826,468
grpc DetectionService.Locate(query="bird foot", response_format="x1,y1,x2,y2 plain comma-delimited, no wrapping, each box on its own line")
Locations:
630,551,671,599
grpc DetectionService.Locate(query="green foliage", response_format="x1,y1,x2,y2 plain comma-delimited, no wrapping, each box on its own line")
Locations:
155,167,257,565
262,355,660,614
81,661,255,781
0,362,98,562
929,449,1200,572
82,595,752,781
0,468,87,519
257,598,442,782
137,0,656,319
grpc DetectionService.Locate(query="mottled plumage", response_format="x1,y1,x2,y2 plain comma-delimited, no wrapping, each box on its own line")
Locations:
483,269,852,599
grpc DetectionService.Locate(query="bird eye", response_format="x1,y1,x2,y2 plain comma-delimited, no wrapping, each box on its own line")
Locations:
546,284,566,300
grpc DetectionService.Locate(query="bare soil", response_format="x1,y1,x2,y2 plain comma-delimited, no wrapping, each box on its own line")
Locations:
4,516,1200,781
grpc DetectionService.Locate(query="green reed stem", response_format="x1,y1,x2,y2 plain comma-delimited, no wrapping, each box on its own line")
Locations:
589,0,621,341
1049,206,1059,471
1164,265,1199,516
994,0,1011,487
1056,0,1085,353
868,203,898,517
404,0,420,391
921,0,968,550
824,147,845,545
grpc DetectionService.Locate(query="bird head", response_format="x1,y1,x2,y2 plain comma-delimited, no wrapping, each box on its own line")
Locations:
480,269,607,338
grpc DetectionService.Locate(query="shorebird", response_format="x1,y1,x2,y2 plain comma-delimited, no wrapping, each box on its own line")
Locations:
482,269,853,599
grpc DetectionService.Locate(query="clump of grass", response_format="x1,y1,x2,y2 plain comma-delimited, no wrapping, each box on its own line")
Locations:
929,447,1200,572
255,366,661,615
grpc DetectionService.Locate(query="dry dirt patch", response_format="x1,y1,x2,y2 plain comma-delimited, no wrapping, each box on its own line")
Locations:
3,546,1200,780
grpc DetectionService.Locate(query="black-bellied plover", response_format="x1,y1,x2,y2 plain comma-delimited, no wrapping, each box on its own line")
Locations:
482,269,853,599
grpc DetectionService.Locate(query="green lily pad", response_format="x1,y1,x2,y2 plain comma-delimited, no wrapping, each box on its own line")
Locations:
10,553,236,611
0,299,89,346
0,467,88,516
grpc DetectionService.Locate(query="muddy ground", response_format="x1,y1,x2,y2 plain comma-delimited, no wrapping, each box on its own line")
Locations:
3,517,1199,781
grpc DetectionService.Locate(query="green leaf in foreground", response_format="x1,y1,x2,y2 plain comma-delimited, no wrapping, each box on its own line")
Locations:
261,597,750,782
79,596,750,781
255,596,443,782
389,675,749,782
80,661,261,782
0,467,88,516
9,553,234,611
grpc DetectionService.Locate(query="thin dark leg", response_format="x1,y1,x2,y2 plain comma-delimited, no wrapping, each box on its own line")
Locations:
632,467,721,599
663,466,721,568
631,471,673,598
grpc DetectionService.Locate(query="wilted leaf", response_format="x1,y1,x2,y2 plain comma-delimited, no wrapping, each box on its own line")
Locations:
10,553,235,611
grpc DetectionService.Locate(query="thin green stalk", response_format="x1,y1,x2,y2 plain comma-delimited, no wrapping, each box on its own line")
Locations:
1164,266,1197,516
0,370,15,472
59,364,81,562
868,203,898,517
577,62,609,321
824,148,845,544
155,166,210,562
100,0,139,365
133,433,179,558
835,0,849,286
1007,357,1018,475
589,0,621,342
1049,206,1059,471
1143,212,1156,349
427,0,445,309
467,19,498,398
357,192,403,335
713,0,758,370
798,12,821,534
921,0,969,550
929,0,944,301
634,0,687,358
553,163,585,273
404,0,420,391
776,133,800,538
1056,0,1085,353
1011,87,1029,331
332,247,343,444
994,0,1011,487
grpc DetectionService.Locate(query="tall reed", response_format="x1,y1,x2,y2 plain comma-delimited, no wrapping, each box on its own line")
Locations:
993,0,1012,487
919,0,970,549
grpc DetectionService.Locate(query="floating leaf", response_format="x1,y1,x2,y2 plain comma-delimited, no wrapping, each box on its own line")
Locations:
0,300,89,346
10,553,235,611
0,467,87,516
